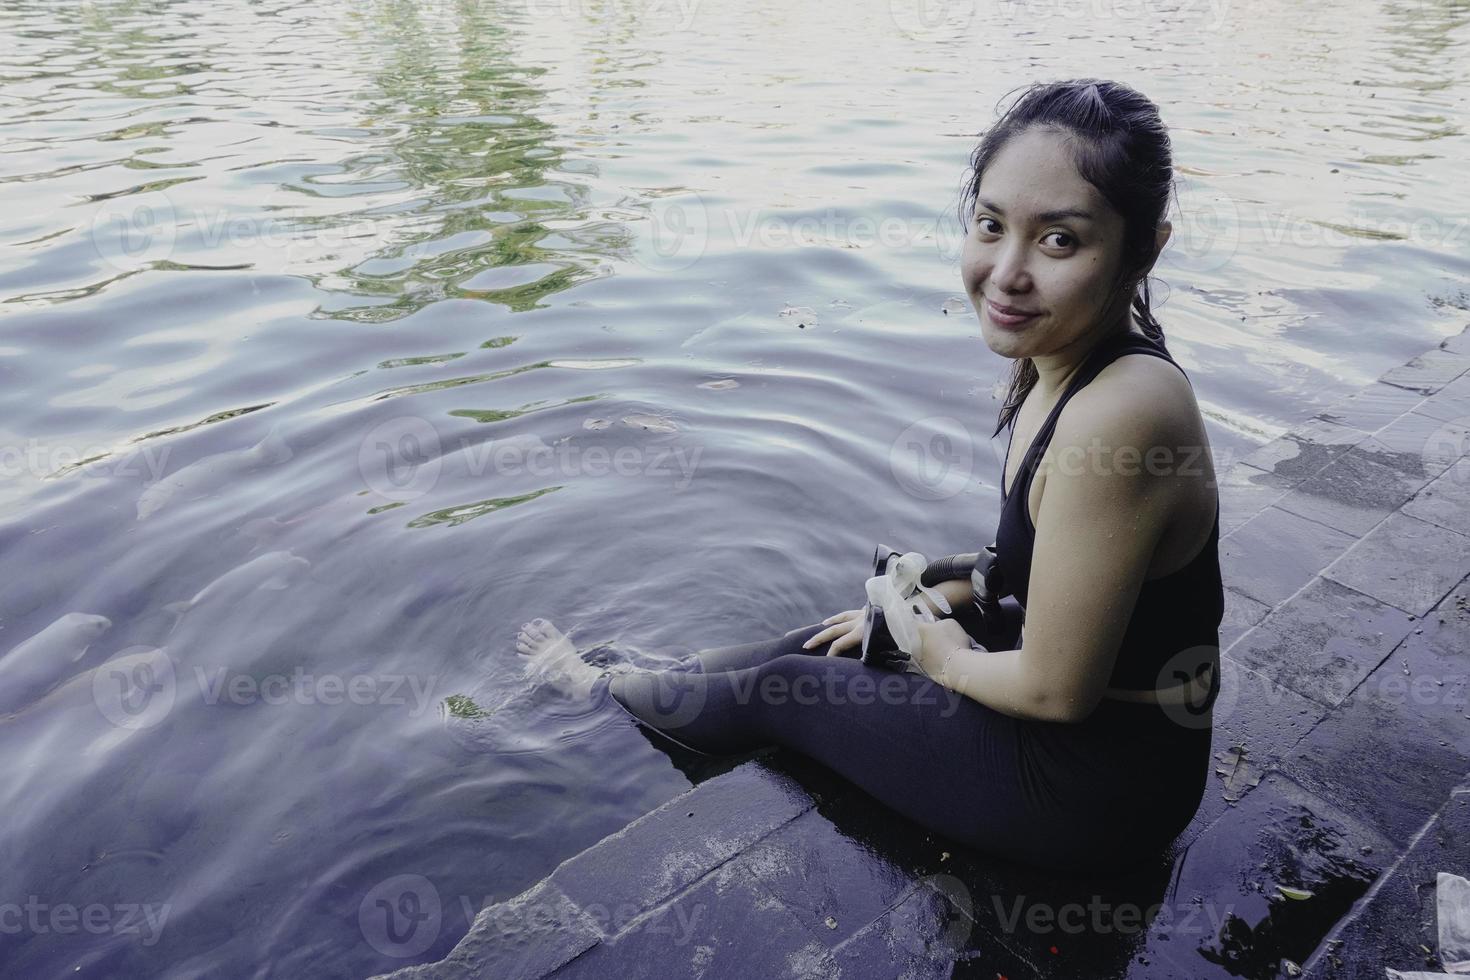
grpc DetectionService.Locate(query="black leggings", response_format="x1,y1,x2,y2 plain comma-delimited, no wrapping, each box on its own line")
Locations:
608,622,1214,874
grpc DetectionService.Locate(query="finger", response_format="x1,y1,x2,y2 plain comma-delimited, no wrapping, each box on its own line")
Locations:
801,627,834,650
820,609,862,626
826,620,862,656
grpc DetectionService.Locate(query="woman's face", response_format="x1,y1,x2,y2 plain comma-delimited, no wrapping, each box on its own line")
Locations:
960,126,1132,361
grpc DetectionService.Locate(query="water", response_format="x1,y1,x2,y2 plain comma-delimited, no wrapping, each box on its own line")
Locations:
1,0,1467,975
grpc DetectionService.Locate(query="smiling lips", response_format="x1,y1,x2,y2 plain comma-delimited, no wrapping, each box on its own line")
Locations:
985,297,1041,327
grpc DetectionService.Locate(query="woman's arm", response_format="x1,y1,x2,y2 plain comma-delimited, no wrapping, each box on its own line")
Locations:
914,372,1190,723
912,622,1058,721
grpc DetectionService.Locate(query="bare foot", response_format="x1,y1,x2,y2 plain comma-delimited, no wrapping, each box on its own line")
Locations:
515,618,602,698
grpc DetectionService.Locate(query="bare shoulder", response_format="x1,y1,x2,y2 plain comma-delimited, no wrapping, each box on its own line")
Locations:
1060,351,1201,449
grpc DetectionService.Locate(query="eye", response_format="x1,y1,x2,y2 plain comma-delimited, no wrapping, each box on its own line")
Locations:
974,216,1000,235
1043,231,1076,249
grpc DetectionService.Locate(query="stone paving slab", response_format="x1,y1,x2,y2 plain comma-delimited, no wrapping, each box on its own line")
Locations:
1415,372,1470,423
1377,348,1470,394
1221,586,1272,651
1314,380,1427,433
390,323,1470,980
1322,510,1470,618
1402,457,1470,535
1144,772,1396,979
1304,784,1470,978
545,761,815,921
1225,575,1417,708
1211,655,1331,771
1383,576,1470,755
1278,679,1470,849
1217,463,1295,536
1358,408,1470,479
552,854,842,980
1237,417,1370,487
1220,503,1358,608
1274,447,1434,536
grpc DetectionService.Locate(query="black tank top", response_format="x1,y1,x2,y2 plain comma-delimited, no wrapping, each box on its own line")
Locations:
993,330,1223,691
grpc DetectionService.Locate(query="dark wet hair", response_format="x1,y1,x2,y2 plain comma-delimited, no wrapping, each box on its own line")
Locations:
958,78,1176,438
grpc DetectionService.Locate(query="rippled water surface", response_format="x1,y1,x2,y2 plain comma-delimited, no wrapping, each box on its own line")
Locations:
2,0,1469,975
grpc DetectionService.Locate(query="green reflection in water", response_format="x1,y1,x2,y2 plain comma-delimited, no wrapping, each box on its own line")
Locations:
377,352,468,369
405,484,561,528
448,393,604,424
312,0,605,320
442,694,489,720
369,359,552,401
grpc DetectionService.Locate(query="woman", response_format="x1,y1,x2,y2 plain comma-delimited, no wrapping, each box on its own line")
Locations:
517,78,1224,875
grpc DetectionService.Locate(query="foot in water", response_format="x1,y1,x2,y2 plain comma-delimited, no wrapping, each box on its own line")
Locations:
515,618,608,699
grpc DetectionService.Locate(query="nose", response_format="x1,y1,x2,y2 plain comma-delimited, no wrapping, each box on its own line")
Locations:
989,239,1032,296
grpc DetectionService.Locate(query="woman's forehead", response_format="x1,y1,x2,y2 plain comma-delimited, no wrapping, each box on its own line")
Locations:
978,129,1110,219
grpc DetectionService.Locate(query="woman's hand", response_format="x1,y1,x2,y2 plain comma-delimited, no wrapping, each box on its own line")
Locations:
912,618,977,683
800,608,865,657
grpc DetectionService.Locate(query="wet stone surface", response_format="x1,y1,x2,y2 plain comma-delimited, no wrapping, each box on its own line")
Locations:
545,762,815,923
1236,419,1367,488
1415,372,1470,424
1217,463,1295,536
1402,457,1470,536
1322,510,1470,617
1220,504,1358,608
1211,655,1331,771
1279,677,1470,849
1306,786,1470,979
1313,381,1426,433
1221,587,1272,652
1355,407,1470,479
1274,447,1431,536
1375,577,1470,754
552,857,841,980
1225,575,1417,708
1377,348,1470,394
1141,772,1394,980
